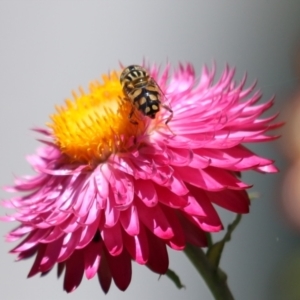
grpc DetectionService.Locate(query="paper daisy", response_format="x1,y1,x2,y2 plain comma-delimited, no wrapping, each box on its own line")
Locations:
2,63,279,293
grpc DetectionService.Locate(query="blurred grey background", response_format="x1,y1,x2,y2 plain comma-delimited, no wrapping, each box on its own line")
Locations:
0,1,300,299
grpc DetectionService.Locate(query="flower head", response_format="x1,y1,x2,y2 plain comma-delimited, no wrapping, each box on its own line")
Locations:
2,63,279,293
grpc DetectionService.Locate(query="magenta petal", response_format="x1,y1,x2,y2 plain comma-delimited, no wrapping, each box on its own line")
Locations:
257,164,278,173
120,205,140,236
136,201,174,239
97,245,112,294
57,230,82,262
145,229,168,274
57,262,65,278
77,217,100,249
84,241,102,279
40,237,64,272
165,147,193,166
186,185,223,227
168,173,189,195
27,244,47,278
206,189,250,213
161,206,185,250
63,250,84,293
104,187,120,227
72,180,96,218
94,168,108,208
178,213,207,247
135,179,158,207
123,223,149,264
109,169,134,208
102,222,123,256
40,227,65,243
155,185,188,208
17,245,38,260
188,214,223,232
106,248,132,291
11,229,51,253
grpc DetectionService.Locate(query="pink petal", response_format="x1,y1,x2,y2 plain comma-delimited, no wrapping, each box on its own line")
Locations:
120,205,140,236
123,223,149,264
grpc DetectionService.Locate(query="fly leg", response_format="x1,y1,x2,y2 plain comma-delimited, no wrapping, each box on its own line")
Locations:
161,104,173,125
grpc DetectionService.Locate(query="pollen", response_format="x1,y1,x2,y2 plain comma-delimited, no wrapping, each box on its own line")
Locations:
48,71,146,165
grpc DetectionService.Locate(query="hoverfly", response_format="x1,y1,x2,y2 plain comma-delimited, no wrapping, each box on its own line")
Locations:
120,65,173,124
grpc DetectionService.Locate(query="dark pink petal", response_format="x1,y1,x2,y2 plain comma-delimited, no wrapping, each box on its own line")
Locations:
195,145,276,171
84,241,102,279
40,237,64,272
57,229,82,262
106,248,132,291
177,213,207,247
40,226,65,243
27,244,47,277
188,214,223,232
206,189,250,213
97,246,112,294
102,222,123,256
175,166,250,191
145,229,168,274
57,262,65,278
185,185,223,228
135,179,158,207
77,217,101,249
136,201,174,240
155,184,188,208
63,249,84,293
16,245,38,261
161,206,185,250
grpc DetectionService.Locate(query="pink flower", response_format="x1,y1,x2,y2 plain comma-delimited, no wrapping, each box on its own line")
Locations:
2,63,279,293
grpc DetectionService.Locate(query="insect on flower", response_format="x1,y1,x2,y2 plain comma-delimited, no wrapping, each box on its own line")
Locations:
1,62,281,295
120,65,173,124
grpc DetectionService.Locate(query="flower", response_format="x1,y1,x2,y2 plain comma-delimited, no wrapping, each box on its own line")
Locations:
2,63,279,293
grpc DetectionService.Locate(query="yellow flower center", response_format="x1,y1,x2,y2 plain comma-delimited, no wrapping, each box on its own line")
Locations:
48,71,146,165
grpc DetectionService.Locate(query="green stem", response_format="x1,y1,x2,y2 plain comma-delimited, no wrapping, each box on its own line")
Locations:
184,244,234,300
